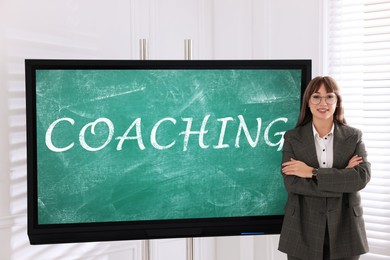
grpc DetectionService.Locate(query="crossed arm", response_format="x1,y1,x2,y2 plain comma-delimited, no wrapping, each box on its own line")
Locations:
282,155,363,178
281,137,371,197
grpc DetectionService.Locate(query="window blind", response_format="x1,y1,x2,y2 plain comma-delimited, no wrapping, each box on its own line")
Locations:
326,0,390,259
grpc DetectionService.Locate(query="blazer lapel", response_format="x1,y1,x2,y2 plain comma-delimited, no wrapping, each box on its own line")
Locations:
332,122,354,169
299,123,320,169
333,123,343,168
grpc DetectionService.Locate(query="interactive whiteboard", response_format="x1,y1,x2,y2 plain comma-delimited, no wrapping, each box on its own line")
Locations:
26,59,311,244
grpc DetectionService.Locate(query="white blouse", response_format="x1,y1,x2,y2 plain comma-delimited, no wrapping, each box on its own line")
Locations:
312,123,334,168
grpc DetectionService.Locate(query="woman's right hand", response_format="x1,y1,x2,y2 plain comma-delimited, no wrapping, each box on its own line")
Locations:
346,155,363,168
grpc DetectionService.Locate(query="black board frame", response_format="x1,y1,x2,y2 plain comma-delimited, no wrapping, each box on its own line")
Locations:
25,59,311,245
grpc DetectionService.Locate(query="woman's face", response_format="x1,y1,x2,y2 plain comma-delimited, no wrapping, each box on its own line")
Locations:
308,84,337,123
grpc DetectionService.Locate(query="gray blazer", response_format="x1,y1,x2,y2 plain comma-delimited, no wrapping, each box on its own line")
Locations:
278,121,371,259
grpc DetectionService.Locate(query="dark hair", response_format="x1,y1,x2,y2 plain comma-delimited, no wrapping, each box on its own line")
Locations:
296,76,347,127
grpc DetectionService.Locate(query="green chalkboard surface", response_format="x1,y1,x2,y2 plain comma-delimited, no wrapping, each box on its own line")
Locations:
33,62,303,225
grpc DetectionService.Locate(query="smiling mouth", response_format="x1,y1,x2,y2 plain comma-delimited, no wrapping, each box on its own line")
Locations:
317,108,329,113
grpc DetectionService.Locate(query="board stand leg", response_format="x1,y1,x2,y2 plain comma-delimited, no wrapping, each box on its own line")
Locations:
187,237,194,260
142,240,150,260
141,238,193,260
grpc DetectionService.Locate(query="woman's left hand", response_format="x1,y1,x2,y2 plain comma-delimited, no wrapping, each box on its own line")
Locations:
346,155,363,168
282,158,313,178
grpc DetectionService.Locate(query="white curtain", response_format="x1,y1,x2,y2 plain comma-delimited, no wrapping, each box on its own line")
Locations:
325,0,390,259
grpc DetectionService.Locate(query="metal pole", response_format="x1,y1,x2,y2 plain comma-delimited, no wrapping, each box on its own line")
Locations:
140,39,149,60
184,39,193,60
142,240,150,260
186,238,194,260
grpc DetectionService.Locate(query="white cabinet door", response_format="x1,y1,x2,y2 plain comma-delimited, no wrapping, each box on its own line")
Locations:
130,0,213,60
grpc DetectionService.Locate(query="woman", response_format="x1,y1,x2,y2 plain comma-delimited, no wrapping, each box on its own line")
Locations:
278,76,371,260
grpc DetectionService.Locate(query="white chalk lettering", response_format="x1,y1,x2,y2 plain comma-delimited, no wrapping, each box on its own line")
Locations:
264,117,288,151
235,115,262,148
45,117,75,152
44,115,289,152
151,117,177,150
179,114,210,152
213,117,234,149
115,118,145,150
79,118,114,152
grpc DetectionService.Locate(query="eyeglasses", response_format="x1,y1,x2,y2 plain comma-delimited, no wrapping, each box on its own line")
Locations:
310,94,337,105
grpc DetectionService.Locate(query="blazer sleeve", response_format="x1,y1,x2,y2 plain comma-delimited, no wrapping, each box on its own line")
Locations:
281,131,343,198
316,129,371,193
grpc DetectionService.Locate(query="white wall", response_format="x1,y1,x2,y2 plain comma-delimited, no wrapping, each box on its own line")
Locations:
0,0,323,259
